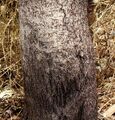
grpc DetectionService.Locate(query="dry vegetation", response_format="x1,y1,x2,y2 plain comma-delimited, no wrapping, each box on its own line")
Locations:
0,0,115,119
91,0,115,119
0,0,23,119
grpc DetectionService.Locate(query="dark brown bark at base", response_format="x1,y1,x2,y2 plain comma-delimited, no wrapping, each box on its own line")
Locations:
19,0,97,120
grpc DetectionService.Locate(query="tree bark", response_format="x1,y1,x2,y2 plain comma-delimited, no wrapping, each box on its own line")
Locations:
19,0,97,120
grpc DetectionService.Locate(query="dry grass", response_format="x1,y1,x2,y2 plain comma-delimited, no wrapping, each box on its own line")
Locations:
0,0,23,119
91,0,115,119
0,0,115,119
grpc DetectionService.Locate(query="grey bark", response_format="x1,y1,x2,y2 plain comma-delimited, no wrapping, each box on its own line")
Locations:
19,0,97,120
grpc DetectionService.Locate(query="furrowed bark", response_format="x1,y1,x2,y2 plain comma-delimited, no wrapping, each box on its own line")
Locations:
19,0,97,120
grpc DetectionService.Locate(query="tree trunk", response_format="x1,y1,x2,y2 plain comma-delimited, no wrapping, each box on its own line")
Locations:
19,0,97,120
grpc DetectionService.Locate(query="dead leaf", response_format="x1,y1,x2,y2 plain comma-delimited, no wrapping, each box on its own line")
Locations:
103,104,115,118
